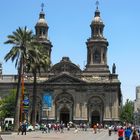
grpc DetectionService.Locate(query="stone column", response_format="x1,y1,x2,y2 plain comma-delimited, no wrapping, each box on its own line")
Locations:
75,103,80,119
90,47,94,64
70,108,72,121
112,93,119,119
48,102,55,120
101,48,104,64
82,103,88,120
104,98,111,119
88,106,91,124
56,108,59,122
105,48,107,64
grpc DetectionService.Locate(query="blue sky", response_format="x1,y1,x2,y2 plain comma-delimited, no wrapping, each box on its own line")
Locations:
0,0,140,103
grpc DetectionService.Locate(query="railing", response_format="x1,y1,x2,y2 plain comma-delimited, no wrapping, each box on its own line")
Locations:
0,75,18,82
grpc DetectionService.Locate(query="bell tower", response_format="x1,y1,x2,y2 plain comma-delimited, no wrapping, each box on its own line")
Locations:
84,2,110,75
35,3,53,62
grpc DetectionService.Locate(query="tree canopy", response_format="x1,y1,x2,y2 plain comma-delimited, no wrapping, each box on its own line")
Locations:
4,26,35,131
120,99,134,124
0,89,16,119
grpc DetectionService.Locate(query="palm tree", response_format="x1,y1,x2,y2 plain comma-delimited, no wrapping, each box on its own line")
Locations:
4,26,34,131
25,44,50,128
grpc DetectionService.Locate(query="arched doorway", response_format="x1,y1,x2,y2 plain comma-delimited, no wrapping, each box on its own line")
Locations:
55,92,73,124
88,96,104,125
60,107,70,125
91,110,100,125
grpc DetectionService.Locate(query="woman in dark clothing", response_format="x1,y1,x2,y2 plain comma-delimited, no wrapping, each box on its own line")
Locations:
17,122,22,135
21,122,27,135
131,130,139,140
0,135,3,140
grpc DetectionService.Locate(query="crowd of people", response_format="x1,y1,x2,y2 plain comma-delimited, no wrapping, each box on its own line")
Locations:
2,119,140,140
117,125,140,140
107,124,140,140
89,122,140,140
41,122,65,133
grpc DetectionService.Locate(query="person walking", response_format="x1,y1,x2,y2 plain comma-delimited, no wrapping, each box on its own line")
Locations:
137,127,140,140
42,123,47,133
21,121,27,135
108,126,112,136
17,122,22,135
93,124,97,134
118,127,124,140
131,130,139,140
60,123,64,133
5,122,8,131
0,135,3,140
125,127,132,140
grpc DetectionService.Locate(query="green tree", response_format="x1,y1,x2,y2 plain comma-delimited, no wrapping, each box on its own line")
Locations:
26,44,50,127
4,26,34,131
0,89,16,118
120,99,134,124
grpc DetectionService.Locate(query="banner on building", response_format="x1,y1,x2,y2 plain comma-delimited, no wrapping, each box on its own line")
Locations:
43,92,52,109
23,95,29,112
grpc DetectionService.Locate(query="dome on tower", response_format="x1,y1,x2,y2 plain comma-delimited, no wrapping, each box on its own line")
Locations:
36,11,48,27
91,9,103,24
89,6,105,39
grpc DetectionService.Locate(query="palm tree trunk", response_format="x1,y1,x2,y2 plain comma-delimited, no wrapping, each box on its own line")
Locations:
31,70,37,128
13,60,23,131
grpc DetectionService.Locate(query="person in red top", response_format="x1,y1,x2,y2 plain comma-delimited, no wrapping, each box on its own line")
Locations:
118,127,124,140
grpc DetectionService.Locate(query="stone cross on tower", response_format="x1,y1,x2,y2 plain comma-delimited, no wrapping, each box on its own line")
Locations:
41,3,45,11
95,0,99,9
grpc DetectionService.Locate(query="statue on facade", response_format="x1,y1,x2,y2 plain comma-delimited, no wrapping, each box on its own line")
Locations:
112,63,116,74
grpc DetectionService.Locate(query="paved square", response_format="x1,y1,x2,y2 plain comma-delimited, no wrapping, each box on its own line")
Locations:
1,129,118,140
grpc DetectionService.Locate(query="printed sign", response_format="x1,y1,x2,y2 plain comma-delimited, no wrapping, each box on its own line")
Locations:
43,92,52,109
23,95,29,111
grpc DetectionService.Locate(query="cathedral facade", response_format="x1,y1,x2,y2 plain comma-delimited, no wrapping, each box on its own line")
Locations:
0,6,122,125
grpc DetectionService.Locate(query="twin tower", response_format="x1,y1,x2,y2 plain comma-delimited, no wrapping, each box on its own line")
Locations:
0,4,122,124
30,5,121,124
34,6,112,76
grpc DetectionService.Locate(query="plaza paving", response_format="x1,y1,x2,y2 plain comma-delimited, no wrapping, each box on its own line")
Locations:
1,128,118,140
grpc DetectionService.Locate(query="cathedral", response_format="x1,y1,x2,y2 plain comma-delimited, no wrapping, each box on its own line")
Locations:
0,5,122,125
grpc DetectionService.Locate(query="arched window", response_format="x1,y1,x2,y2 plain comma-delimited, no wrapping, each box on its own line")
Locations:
93,50,101,63
42,28,46,35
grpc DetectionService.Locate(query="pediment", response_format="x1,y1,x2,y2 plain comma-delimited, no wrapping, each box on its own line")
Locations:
44,73,86,84
50,57,81,75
